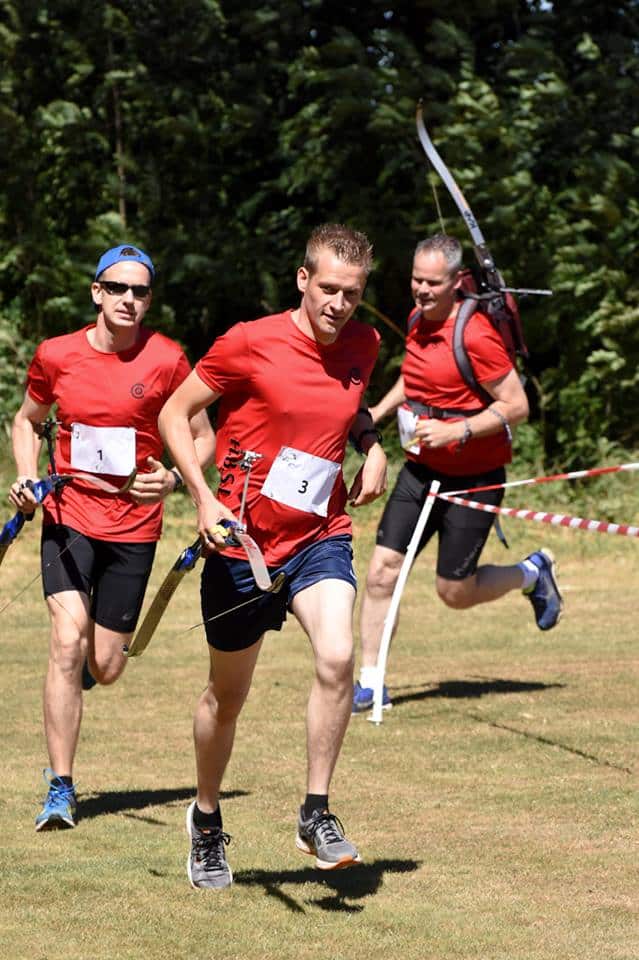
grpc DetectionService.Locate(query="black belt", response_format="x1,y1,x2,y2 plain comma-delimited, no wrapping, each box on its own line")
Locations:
407,399,484,420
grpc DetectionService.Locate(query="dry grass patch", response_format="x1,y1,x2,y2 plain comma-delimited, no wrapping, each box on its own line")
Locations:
0,492,637,960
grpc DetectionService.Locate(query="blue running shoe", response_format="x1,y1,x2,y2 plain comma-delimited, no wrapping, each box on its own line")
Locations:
35,768,77,831
523,549,563,630
352,680,392,714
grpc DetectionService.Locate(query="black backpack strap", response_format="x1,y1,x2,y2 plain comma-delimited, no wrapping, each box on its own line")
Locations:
452,295,493,407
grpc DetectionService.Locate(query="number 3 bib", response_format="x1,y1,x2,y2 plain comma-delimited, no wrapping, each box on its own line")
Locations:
70,423,137,475
261,446,341,517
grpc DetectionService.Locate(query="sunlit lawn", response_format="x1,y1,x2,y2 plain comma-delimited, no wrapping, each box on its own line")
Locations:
1,474,638,960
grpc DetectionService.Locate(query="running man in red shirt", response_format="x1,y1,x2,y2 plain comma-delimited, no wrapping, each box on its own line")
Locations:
159,224,387,889
352,234,563,713
9,244,215,830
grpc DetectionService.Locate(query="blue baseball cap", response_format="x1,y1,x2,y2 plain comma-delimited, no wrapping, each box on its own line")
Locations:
94,244,155,281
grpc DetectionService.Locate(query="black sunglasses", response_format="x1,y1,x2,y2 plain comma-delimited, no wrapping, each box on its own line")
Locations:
99,280,151,299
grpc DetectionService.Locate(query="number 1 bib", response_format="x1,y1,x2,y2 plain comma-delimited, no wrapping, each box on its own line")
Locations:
70,423,136,475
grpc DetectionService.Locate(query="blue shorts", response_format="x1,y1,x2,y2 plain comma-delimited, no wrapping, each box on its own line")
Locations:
200,534,356,651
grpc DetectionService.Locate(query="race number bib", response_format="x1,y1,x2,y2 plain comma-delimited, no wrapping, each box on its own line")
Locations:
397,404,420,455
70,423,136,476
261,446,341,517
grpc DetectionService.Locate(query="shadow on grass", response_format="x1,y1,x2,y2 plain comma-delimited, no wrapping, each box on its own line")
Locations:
468,712,634,774
78,787,249,823
235,858,420,913
390,677,632,774
391,676,563,705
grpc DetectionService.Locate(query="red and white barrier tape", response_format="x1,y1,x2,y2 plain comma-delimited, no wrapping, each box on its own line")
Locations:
437,494,639,539
445,461,639,498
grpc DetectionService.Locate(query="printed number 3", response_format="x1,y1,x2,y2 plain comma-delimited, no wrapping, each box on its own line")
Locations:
298,480,309,494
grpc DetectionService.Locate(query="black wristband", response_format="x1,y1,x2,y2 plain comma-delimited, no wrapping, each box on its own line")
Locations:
170,468,183,492
356,428,383,453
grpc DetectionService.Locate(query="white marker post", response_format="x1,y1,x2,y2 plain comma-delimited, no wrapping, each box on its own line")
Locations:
370,480,441,724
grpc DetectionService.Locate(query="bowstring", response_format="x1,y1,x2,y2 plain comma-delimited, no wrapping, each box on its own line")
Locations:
178,572,286,635
0,530,84,617
430,176,447,235
179,592,266,634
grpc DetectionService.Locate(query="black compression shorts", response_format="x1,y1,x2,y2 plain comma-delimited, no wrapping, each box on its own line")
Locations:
375,461,505,581
41,524,156,633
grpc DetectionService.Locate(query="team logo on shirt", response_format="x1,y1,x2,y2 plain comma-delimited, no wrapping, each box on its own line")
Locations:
348,367,362,385
218,437,243,497
131,383,145,399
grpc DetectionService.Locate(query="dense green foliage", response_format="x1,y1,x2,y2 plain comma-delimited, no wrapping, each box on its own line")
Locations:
1,0,638,466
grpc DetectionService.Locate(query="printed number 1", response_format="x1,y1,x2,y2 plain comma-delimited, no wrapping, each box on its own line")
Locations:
298,480,309,494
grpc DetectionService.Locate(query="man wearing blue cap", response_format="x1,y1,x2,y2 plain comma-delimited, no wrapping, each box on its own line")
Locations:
9,244,215,831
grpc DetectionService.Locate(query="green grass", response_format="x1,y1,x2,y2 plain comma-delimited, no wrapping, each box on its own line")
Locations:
1,468,638,960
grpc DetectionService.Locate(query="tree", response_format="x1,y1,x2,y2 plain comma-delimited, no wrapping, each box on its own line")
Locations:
1,0,637,467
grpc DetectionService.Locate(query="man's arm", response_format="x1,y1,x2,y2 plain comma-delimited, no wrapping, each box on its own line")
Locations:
415,368,528,449
369,374,406,424
190,409,216,472
158,370,235,548
129,403,216,505
347,408,387,507
9,393,50,510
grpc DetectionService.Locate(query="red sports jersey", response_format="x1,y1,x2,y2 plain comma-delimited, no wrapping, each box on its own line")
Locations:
195,310,380,565
402,308,513,475
26,324,191,541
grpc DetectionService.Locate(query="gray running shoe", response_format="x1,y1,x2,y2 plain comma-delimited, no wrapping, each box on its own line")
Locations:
185,801,232,889
295,807,361,870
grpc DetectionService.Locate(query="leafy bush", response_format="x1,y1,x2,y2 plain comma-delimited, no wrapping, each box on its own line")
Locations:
0,302,37,440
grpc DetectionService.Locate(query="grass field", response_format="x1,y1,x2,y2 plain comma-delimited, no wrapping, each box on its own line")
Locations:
1,476,638,960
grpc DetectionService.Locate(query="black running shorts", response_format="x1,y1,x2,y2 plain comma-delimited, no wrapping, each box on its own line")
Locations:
375,461,505,581
41,524,156,633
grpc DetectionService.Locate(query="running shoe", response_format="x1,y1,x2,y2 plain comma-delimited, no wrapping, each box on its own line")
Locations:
523,549,563,630
186,801,232,889
295,807,361,870
35,768,77,831
352,680,392,714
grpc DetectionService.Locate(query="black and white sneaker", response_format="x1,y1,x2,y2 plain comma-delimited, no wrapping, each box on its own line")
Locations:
186,801,232,889
295,807,361,870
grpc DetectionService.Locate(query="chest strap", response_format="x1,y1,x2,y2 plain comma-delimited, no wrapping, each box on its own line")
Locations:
407,399,484,420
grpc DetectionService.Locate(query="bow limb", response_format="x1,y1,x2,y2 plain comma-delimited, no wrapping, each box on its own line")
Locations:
125,527,284,658
124,538,202,657
416,102,504,290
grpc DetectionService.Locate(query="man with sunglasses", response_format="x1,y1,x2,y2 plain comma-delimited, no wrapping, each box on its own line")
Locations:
9,244,215,831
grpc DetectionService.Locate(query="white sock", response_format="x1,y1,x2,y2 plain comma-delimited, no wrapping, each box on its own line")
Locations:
359,666,378,690
518,559,539,591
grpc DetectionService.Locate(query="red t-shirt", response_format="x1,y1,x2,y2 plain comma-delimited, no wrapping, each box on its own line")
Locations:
26,324,191,541
402,308,513,475
195,310,380,566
